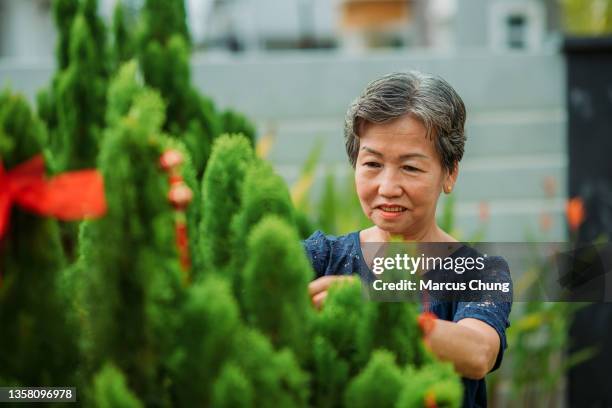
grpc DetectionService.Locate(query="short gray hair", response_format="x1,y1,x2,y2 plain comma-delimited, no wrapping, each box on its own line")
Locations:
344,71,466,174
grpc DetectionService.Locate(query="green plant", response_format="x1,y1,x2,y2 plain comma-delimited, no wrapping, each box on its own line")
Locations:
77,90,188,405
242,216,314,359
220,109,257,147
0,90,78,387
229,159,295,301
344,351,405,408
199,134,254,274
138,0,220,176
111,1,136,69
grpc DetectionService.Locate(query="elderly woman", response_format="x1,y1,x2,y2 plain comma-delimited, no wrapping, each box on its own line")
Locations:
303,71,511,408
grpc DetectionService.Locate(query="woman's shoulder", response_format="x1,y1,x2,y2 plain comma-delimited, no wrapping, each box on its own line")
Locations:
302,230,365,279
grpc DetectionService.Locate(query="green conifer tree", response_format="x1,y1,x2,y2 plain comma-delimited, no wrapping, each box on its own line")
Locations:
78,90,186,405
311,336,350,408
220,109,257,147
199,134,254,274
344,351,405,408
39,0,108,173
311,278,364,407
169,276,241,406
0,90,78,387
52,0,79,71
111,1,136,69
93,364,144,408
138,0,220,176
212,362,254,408
36,0,78,155
233,329,310,408
229,159,295,298
80,0,108,77
396,363,463,408
242,216,313,359
357,301,430,367
52,13,106,170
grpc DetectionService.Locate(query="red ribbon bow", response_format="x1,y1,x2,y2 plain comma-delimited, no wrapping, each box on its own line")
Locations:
0,155,107,238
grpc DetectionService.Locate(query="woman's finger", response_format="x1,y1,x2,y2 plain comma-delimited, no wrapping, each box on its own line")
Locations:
312,290,328,310
308,275,356,297
308,276,334,297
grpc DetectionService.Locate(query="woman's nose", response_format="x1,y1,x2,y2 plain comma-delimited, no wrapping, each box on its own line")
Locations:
378,170,403,198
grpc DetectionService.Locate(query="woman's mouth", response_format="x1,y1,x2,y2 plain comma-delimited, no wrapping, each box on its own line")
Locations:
376,205,407,219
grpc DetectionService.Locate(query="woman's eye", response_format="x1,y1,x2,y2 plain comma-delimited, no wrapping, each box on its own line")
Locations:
364,162,381,168
403,165,420,172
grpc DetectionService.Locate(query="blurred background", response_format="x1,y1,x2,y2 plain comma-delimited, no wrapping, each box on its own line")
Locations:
0,0,577,242
1,0,612,406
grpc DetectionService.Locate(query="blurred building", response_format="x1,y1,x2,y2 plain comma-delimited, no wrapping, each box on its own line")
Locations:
0,0,134,59
0,0,564,58
0,0,56,60
455,0,561,52
201,0,448,52
0,0,569,243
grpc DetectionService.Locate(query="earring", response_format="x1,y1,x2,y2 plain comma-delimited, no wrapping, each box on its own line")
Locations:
445,185,452,194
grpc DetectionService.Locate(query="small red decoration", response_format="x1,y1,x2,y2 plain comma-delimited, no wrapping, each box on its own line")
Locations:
0,155,107,239
418,311,437,337
424,390,438,408
159,149,193,281
159,149,184,170
566,196,585,232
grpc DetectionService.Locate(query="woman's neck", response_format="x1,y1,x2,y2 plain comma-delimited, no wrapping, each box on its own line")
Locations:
363,223,456,243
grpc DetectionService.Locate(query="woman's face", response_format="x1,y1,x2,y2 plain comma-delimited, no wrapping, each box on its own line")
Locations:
355,114,455,238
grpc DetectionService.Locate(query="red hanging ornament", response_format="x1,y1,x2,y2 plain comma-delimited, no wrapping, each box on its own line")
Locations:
159,149,193,282
424,390,438,408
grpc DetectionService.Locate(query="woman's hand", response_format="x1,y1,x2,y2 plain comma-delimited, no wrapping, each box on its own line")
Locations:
308,275,356,310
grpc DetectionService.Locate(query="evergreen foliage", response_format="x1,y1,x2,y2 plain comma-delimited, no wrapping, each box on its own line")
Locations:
0,90,77,387
200,134,254,273
92,364,144,408
138,0,220,176
40,0,108,173
220,109,257,147
53,13,107,170
344,351,405,408
242,216,313,359
313,278,364,371
357,301,430,368
311,279,362,407
2,2,466,405
233,329,310,408
111,1,136,69
229,159,295,300
52,0,79,71
170,277,241,406
397,363,463,408
78,90,184,404
212,362,254,408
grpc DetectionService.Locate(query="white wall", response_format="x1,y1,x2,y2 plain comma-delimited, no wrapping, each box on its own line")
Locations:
0,0,56,60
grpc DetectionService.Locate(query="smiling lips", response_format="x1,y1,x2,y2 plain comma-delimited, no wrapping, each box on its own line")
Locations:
376,204,408,219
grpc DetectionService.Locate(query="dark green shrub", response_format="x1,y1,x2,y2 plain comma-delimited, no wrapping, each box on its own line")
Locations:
242,216,313,359
199,134,254,274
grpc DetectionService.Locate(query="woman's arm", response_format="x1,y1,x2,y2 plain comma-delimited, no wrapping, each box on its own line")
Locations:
425,317,500,380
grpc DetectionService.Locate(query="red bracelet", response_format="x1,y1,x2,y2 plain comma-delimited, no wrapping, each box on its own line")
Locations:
418,311,437,337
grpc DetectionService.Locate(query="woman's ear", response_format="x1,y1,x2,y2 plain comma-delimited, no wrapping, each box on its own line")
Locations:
443,162,459,194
